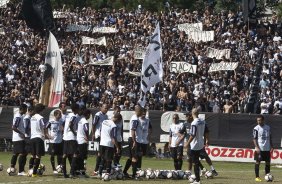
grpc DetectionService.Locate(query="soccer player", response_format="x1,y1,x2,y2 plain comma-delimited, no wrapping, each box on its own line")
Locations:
92,103,109,175
98,113,122,176
169,113,185,170
186,108,206,184
184,112,218,176
10,104,28,176
23,106,35,172
62,103,80,178
59,102,68,124
71,108,91,178
112,106,123,167
253,115,273,182
30,103,48,177
137,109,152,169
46,110,63,174
123,104,143,178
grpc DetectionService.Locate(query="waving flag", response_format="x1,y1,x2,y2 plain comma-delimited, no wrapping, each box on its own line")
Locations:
139,23,163,107
39,32,64,107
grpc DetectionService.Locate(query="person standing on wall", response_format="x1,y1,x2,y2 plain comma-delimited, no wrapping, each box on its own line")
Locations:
253,115,273,182
186,108,206,184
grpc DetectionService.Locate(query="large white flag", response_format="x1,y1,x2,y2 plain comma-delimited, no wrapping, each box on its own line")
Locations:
39,32,64,107
82,36,106,46
139,23,163,107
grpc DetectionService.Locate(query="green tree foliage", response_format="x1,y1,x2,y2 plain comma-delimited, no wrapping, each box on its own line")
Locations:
274,3,282,18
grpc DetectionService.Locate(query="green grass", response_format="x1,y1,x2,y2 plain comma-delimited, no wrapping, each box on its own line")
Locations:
0,152,281,184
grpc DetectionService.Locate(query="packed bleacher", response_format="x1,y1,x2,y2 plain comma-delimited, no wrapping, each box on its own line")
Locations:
0,1,282,114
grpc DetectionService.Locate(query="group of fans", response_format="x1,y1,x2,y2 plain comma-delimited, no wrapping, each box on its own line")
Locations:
0,2,282,114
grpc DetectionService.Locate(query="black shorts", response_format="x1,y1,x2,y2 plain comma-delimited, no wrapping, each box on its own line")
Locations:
254,151,271,162
49,142,63,155
141,143,148,156
99,145,114,161
13,140,26,154
63,140,78,155
31,138,45,156
114,142,122,156
190,149,201,164
199,148,208,159
170,146,184,159
78,143,88,159
25,139,32,154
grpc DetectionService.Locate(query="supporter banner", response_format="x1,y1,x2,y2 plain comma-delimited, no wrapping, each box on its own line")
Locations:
177,22,203,34
92,27,118,33
66,24,92,32
208,62,238,72
190,31,214,42
170,62,197,74
0,0,9,8
39,32,64,107
134,47,146,60
206,47,231,60
140,23,163,107
89,56,114,65
205,146,282,164
0,28,5,35
81,36,106,46
127,71,141,77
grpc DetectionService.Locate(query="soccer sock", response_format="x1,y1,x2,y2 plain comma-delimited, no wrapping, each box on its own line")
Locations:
255,163,260,178
67,155,73,165
265,164,270,174
18,155,25,173
29,157,34,169
137,156,142,169
70,157,77,175
33,158,41,175
95,156,101,172
132,161,137,177
57,156,62,166
106,161,111,173
10,154,18,168
50,155,55,171
123,158,132,173
173,159,178,170
62,157,67,175
199,161,204,170
178,159,183,170
194,162,200,182
98,159,105,175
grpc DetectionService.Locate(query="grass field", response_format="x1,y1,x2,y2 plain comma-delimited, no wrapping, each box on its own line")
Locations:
0,152,281,184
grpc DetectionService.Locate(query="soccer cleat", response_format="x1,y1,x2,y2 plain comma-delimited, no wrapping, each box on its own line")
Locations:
191,181,201,184
212,169,218,176
91,171,98,176
200,168,207,176
123,172,131,178
69,174,76,179
255,177,262,182
18,172,27,176
31,174,38,177
53,171,58,174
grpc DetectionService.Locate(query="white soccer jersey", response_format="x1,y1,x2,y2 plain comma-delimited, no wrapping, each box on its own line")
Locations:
190,118,206,150
169,122,185,147
46,120,63,143
100,120,117,148
30,114,45,140
138,117,151,144
77,117,89,144
60,112,68,125
23,114,31,138
92,111,108,139
12,113,25,142
129,114,138,138
253,124,271,151
63,113,78,141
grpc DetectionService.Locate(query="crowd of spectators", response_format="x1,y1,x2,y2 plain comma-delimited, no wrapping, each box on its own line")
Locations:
0,2,282,114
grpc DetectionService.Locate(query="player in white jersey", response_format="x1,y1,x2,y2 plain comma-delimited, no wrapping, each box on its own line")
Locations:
46,110,63,174
169,113,185,170
70,108,91,178
186,108,206,184
10,104,27,176
23,106,35,172
59,102,68,125
98,113,122,176
123,105,143,177
112,106,123,167
137,109,152,169
61,103,80,178
253,115,273,182
30,103,48,177
92,103,109,175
